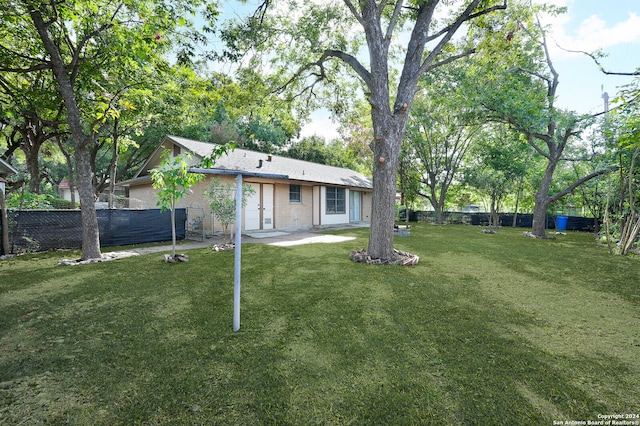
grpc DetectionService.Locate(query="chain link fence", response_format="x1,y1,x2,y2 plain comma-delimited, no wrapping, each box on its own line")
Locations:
1,208,186,254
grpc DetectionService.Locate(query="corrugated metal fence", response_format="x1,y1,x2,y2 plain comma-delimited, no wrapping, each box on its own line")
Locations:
1,208,186,254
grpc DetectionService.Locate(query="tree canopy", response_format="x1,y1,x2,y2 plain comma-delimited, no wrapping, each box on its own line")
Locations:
221,0,508,260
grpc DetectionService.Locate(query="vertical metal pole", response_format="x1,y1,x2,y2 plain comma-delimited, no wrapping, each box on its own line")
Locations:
233,173,242,332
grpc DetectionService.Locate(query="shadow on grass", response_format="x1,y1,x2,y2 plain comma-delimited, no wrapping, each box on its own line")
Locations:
1,225,638,424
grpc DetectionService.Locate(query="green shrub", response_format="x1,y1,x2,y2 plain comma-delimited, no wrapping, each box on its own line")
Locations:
49,197,74,209
5,192,54,209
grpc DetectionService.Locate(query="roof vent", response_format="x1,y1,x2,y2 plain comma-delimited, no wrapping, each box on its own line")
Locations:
257,159,263,168
267,155,272,162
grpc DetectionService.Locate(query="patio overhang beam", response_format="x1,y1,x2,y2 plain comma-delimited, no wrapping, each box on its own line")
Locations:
187,167,288,181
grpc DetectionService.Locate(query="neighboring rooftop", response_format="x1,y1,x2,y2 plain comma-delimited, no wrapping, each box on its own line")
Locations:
0,157,18,178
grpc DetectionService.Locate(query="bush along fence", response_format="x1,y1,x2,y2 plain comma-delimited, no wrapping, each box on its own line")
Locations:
404,211,599,232
0,208,186,255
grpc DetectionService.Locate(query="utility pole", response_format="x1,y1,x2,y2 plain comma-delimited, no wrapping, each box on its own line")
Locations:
601,85,609,115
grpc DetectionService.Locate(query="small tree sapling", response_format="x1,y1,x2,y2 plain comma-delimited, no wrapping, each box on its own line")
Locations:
151,149,204,259
205,178,255,243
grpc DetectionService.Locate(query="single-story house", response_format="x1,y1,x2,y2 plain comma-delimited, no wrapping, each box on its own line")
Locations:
57,180,80,202
119,135,372,233
0,158,18,195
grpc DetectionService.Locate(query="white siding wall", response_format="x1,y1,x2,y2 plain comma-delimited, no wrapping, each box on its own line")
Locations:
319,186,350,226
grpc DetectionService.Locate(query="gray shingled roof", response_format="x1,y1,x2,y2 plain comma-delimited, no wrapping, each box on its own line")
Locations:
167,135,372,189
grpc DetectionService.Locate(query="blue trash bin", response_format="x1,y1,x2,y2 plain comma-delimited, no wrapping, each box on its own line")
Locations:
557,216,568,231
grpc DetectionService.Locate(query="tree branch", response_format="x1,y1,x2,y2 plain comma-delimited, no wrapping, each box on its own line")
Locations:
426,0,508,43
419,0,497,77
0,44,51,72
68,20,116,84
509,66,550,84
384,0,404,44
558,46,640,76
0,63,51,73
424,49,476,73
342,0,365,27
278,49,371,96
526,134,551,160
548,167,616,205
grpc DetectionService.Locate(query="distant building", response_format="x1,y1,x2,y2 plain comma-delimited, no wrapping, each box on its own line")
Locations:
57,180,79,202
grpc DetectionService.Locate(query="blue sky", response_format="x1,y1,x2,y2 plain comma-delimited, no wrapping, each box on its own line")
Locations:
543,0,640,114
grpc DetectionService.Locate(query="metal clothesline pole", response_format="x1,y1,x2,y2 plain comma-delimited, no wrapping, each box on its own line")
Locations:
188,167,288,332
233,173,242,332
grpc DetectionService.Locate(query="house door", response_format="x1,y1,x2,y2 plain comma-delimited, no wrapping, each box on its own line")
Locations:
245,183,274,230
349,190,362,222
245,183,261,230
262,184,274,230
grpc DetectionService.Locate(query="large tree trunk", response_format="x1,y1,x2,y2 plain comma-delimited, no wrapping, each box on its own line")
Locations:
1,189,9,255
433,204,444,225
489,192,499,227
434,184,450,225
23,143,41,194
18,116,48,194
367,111,405,261
75,146,100,258
531,161,556,237
531,198,549,236
29,7,101,260
368,139,401,261
423,177,446,225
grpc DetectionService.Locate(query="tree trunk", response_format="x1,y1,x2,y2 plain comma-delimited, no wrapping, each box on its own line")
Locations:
489,192,499,227
23,142,42,194
433,203,444,225
75,146,101,258
108,119,119,209
368,141,400,261
1,189,9,255
531,161,556,237
29,7,101,260
367,113,404,261
425,180,447,225
171,205,177,257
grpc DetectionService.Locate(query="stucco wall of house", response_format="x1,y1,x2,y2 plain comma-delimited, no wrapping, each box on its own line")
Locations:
128,176,372,234
128,176,236,234
127,185,157,210
273,182,314,231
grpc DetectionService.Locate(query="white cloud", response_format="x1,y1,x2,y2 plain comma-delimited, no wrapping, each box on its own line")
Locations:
546,8,640,58
579,12,640,47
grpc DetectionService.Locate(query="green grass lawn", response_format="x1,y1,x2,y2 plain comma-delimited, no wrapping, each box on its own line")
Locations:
1,224,639,425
